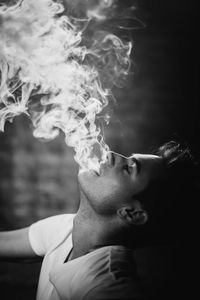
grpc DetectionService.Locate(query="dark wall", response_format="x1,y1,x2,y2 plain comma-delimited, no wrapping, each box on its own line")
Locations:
0,0,198,299
108,0,199,156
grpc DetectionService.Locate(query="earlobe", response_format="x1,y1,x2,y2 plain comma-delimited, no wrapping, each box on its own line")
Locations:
117,207,148,226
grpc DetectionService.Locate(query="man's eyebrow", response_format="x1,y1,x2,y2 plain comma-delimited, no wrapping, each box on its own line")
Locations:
129,154,142,174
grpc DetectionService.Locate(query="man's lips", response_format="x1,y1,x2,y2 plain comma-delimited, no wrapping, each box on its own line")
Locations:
97,152,115,176
91,152,116,177
107,151,115,166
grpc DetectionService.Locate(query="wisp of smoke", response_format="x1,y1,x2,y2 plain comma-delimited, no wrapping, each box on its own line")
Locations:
0,0,132,173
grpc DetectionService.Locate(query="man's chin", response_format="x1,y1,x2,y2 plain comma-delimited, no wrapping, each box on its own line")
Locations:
78,169,100,201
78,169,99,183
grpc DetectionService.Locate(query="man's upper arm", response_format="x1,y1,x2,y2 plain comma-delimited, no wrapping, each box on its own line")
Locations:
0,227,38,259
0,214,75,259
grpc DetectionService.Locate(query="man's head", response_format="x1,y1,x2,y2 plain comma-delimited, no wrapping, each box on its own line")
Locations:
78,141,197,247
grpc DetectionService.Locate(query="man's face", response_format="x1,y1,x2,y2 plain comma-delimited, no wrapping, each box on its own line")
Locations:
78,152,165,216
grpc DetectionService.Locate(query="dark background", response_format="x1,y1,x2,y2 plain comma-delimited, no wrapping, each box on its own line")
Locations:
0,0,198,299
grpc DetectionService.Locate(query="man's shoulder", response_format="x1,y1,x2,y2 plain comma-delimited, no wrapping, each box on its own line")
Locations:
39,213,76,228
83,245,138,276
45,213,76,237
28,213,76,256
51,245,144,300
53,213,76,225
80,246,143,299
31,213,76,226
70,246,142,299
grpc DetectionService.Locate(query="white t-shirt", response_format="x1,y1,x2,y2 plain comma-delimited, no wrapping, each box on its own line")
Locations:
29,214,143,300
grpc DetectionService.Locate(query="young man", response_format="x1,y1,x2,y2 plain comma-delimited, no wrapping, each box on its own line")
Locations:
0,141,196,300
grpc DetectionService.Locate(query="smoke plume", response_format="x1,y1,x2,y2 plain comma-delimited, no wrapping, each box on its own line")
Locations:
0,0,132,172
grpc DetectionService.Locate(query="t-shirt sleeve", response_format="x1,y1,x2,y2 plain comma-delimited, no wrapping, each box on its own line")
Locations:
28,214,74,256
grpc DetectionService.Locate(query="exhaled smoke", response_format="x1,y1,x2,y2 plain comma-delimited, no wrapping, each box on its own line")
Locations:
0,0,132,172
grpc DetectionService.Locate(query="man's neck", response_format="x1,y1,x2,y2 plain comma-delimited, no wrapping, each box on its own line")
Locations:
70,192,118,260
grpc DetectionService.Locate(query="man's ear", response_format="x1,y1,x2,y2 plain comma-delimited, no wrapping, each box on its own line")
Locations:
117,206,148,226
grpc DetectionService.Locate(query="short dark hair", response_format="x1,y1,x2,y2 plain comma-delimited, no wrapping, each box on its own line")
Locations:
133,141,198,248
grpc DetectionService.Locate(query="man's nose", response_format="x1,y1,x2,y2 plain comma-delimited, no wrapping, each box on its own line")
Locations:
107,151,127,167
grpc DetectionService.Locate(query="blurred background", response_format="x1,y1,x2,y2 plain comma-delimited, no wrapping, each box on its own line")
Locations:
0,0,198,299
